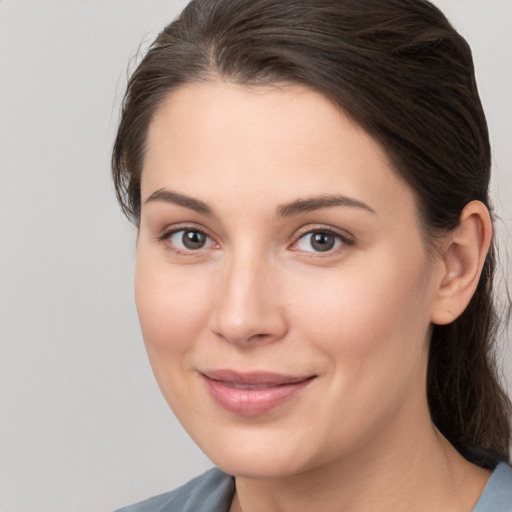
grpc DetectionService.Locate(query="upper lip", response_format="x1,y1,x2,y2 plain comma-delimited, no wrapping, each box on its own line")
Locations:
200,369,316,387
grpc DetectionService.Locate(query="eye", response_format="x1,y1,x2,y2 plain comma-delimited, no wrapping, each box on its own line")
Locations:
167,229,215,251
295,230,345,253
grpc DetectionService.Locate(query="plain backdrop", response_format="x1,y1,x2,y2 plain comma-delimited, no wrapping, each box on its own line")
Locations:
0,1,510,511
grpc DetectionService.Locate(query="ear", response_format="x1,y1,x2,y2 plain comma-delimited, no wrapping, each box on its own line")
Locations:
430,200,492,325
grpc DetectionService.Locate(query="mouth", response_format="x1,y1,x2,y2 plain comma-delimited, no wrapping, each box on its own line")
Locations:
200,369,316,416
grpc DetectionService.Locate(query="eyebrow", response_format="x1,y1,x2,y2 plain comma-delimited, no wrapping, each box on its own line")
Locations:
144,188,375,217
276,194,376,217
144,188,215,215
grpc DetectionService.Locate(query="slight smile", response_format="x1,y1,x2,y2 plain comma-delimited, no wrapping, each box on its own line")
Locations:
200,370,317,416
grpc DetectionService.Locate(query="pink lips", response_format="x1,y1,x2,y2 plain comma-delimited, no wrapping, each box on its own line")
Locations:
201,369,315,416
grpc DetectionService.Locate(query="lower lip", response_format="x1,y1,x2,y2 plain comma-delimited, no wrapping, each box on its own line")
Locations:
202,376,314,416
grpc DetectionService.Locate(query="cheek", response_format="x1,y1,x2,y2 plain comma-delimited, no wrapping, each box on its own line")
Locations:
134,250,211,358
290,253,432,372
133,250,218,418
287,257,433,445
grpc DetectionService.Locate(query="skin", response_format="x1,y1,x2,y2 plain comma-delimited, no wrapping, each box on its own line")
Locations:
136,81,492,511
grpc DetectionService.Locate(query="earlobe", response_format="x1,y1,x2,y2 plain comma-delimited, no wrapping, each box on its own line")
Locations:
430,201,492,326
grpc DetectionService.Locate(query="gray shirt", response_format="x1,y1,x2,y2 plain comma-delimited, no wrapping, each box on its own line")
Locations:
115,462,512,512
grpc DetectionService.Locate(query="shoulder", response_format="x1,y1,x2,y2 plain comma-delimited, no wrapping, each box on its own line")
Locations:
114,467,235,512
472,462,512,512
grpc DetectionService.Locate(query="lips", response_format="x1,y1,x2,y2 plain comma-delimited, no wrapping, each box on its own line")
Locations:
200,369,316,416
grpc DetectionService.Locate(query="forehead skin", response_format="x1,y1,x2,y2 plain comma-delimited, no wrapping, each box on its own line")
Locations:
142,81,417,229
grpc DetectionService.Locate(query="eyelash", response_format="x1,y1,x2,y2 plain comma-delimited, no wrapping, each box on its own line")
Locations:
157,225,353,256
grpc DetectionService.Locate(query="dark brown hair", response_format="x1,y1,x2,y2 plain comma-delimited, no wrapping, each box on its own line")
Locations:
112,0,511,462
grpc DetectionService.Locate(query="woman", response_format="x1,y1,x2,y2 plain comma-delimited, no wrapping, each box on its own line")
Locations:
112,0,512,510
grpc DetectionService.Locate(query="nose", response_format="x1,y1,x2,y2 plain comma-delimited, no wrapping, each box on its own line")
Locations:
209,251,288,347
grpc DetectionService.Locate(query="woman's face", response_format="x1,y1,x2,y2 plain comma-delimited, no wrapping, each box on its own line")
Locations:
136,82,443,478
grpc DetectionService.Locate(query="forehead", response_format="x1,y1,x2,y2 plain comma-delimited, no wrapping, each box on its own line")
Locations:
142,81,417,222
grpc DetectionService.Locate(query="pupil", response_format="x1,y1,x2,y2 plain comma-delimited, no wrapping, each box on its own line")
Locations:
182,230,206,249
311,232,335,252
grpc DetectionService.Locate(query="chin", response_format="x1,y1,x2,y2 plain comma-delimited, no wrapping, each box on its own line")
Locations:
210,450,310,479
189,425,323,479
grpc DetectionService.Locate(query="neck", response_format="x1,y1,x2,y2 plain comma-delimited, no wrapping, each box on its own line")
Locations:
230,408,490,512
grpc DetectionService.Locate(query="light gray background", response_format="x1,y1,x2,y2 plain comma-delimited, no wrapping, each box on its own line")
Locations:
0,1,510,511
